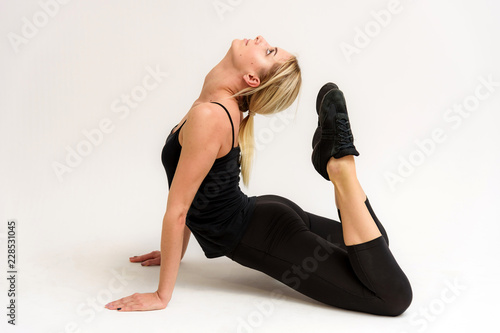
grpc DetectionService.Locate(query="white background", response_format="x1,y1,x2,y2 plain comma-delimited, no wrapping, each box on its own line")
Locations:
1,0,499,332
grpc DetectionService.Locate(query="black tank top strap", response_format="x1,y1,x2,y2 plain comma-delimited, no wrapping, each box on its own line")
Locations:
170,119,187,135
210,101,234,148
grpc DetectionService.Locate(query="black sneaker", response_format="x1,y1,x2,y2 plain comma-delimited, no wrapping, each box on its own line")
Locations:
312,82,338,149
311,83,359,180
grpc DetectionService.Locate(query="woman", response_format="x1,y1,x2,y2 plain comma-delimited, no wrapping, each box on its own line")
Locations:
105,36,412,316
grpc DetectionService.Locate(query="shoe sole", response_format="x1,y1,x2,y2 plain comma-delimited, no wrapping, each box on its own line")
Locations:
316,82,339,116
313,86,340,180
320,88,360,159
312,82,339,149
312,126,321,149
313,83,338,149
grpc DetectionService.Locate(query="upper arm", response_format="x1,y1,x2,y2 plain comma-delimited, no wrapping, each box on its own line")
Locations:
165,105,227,222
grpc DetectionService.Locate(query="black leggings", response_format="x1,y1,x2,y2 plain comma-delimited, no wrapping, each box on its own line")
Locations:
226,194,412,316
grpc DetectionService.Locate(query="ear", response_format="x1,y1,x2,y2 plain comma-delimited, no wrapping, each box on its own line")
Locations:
243,73,261,88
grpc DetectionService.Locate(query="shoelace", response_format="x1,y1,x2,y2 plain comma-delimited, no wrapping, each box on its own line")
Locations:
335,117,354,150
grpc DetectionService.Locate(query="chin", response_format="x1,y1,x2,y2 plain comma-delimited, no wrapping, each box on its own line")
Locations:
229,39,242,55
230,38,240,48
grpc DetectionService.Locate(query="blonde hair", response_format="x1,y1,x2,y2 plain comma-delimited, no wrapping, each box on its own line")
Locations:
233,56,302,187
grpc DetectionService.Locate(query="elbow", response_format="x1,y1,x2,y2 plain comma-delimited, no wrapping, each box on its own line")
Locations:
164,208,188,226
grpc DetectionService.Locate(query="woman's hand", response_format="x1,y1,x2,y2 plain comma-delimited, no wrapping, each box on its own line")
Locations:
105,291,169,312
129,250,161,266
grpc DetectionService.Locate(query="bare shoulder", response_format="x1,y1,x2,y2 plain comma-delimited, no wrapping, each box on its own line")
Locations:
183,102,230,139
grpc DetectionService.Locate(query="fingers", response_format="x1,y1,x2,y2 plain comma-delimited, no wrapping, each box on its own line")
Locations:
129,251,154,262
105,294,137,311
129,250,160,263
105,292,166,312
141,257,161,266
114,297,151,312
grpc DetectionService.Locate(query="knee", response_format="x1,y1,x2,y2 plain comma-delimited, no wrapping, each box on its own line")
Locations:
380,278,413,316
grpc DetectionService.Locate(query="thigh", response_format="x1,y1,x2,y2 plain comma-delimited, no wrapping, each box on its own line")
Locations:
251,194,345,247
304,211,345,251
270,195,388,249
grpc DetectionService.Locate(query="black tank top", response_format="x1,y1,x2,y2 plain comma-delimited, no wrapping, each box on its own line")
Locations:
161,102,257,258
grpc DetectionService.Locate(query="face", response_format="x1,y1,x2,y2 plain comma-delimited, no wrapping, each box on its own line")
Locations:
231,35,292,87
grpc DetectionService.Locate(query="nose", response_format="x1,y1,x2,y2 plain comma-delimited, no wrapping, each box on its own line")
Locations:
255,35,266,45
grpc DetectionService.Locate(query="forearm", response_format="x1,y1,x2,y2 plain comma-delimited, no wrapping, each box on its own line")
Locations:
157,211,186,300
181,225,191,260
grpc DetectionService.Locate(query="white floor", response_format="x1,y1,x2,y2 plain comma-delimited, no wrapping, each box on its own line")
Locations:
1,223,497,333
2,0,500,332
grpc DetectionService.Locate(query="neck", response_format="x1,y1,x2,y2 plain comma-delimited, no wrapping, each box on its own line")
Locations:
194,55,245,110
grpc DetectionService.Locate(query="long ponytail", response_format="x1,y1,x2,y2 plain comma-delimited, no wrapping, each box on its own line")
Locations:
234,56,302,187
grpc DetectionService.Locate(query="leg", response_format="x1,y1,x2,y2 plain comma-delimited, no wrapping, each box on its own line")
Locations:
303,199,389,249
227,195,412,316
259,195,346,250
312,83,388,246
326,155,382,246
272,195,388,251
